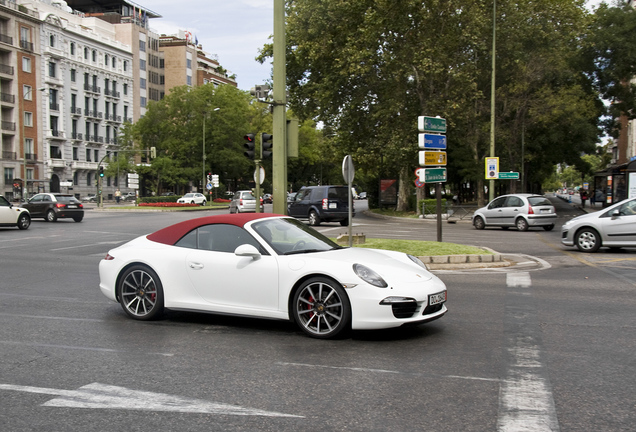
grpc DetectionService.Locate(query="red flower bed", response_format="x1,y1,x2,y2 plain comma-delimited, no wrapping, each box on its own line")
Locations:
138,202,198,207
213,198,231,203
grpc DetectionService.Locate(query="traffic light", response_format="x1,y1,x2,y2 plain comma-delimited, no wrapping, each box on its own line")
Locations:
261,133,273,159
99,166,104,177
150,146,156,158
207,172,212,183
243,133,255,159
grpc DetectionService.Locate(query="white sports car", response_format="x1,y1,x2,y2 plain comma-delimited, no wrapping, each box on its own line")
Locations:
98,214,447,338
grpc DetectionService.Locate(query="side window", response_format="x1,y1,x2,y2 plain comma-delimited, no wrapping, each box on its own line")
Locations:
619,200,636,216
506,197,523,207
175,230,197,249
201,224,261,253
295,190,308,201
0,196,10,207
489,197,506,209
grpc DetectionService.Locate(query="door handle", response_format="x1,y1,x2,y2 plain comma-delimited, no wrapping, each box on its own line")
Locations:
188,262,204,270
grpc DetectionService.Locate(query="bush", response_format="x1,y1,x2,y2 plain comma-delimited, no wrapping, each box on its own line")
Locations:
419,198,448,214
138,202,198,207
138,196,180,204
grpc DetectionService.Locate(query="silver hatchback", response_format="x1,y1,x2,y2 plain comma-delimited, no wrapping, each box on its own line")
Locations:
229,190,263,213
561,198,636,252
473,194,557,231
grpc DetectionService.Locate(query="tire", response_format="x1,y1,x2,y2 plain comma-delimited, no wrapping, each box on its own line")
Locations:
191,201,195,204
516,217,529,231
575,228,601,253
201,200,206,206
501,226,509,230
473,216,485,230
17,213,30,230
46,209,57,222
339,219,349,226
73,216,84,222
543,224,554,231
117,265,164,320
292,277,350,339
308,210,321,226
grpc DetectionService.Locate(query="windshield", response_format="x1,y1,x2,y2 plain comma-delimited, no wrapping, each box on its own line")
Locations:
251,218,342,255
183,194,195,198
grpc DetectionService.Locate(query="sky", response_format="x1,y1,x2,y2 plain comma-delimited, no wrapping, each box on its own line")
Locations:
145,0,610,93
147,0,274,91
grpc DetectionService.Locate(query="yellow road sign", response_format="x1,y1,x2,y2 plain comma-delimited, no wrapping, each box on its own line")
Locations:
419,151,447,166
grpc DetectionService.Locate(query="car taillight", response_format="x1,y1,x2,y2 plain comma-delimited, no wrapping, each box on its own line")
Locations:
104,253,115,260
240,199,243,205
528,205,534,214
322,198,328,209
56,203,65,208
79,203,83,208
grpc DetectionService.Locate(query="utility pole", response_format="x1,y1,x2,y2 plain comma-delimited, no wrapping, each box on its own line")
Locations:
272,0,287,214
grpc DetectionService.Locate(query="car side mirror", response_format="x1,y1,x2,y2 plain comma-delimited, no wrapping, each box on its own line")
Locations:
234,244,261,260
611,209,620,218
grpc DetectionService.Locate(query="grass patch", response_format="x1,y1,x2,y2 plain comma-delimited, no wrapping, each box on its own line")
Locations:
106,203,228,211
369,209,420,218
339,238,490,256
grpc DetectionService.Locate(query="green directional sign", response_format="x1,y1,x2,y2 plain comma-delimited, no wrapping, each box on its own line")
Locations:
418,116,447,133
418,167,447,183
498,172,520,180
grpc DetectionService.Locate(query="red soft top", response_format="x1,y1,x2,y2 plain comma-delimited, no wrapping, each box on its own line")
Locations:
146,213,283,245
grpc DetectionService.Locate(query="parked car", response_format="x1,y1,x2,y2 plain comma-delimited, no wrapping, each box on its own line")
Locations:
98,213,447,338
229,190,263,213
82,194,97,203
288,185,354,226
358,192,367,200
263,193,273,204
122,192,137,201
561,197,636,252
177,193,206,206
21,193,84,222
0,195,30,230
160,192,175,196
472,194,556,231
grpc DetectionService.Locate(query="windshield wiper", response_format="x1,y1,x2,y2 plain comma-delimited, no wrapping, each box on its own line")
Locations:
283,249,326,255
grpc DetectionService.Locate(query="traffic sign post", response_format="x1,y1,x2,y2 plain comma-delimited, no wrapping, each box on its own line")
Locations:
418,116,447,133
419,151,447,166
342,155,355,247
498,172,519,180
418,133,447,150
418,168,447,183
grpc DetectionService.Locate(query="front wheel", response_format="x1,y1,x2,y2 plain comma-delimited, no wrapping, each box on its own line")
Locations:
46,209,57,222
473,216,485,230
117,265,164,320
201,200,206,206
17,213,30,230
575,228,601,253
516,217,529,231
292,277,350,339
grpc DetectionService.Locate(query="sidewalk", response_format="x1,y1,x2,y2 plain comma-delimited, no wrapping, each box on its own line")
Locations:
553,192,603,214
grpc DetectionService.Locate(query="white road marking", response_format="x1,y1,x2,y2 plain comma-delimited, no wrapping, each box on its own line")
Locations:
498,272,560,432
0,340,174,357
0,313,103,322
0,383,303,418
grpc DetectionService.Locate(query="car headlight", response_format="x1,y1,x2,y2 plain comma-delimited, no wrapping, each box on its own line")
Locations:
353,264,388,288
407,254,429,270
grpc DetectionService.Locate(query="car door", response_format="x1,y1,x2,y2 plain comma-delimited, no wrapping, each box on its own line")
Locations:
25,194,45,217
183,224,279,311
501,195,524,225
0,196,15,224
602,199,636,245
288,189,310,217
482,196,508,225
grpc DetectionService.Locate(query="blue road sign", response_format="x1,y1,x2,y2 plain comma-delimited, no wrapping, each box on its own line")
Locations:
418,133,447,150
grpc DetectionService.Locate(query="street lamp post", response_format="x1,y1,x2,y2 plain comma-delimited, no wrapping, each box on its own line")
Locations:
202,107,220,196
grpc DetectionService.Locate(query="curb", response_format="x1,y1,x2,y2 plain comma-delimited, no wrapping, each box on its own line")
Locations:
417,247,510,270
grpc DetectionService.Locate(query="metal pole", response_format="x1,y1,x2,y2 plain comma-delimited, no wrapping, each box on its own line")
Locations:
202,115,206,194
272,0,287,214
489,0,497,202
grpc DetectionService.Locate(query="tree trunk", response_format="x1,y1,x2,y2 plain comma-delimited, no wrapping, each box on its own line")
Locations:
396,166,410,211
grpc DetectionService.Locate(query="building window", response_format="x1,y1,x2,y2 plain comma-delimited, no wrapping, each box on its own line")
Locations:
87,172,92,186
92,50,97,62
105,54,109,66
84,47,89,59
86,148,91,162
187,58,192,69
23,85,32,100
70,42,75,55
22,56,31,73
141,97,146,108
187,75,192,86
140,78,146,89
48,61,56,78
49,34,55,47
4,167,14,184
139,40,146,52
112,56,116,68
140,59,146,71
123,83,127,95
24,112,33,127
25,138,34,155
123,61,127,71
94,149,99,162
70,68,76,82
50,116,59,134
74,172,79,186
20,26,30,43
73,147,79,161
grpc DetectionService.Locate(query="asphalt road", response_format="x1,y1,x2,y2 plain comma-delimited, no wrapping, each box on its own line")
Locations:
0,198,634,431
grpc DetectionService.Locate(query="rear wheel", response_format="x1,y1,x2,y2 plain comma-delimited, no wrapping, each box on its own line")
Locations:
308,210,321,226
73,216,83,222
292,277,350,339
46,209,57,222
17,213,30,230
516,217,529,231
543,224,554,231
575,228,601,252
117,265,164,320
339,219,349,226
201,200,206,206
473,216,485,230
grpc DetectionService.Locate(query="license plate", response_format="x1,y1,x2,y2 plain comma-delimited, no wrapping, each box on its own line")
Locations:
429,291,446,306
67,205,77,208
540,209,550,213
329,203,337,209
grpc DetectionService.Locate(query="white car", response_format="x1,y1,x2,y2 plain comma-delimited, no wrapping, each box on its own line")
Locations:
229,190,263,213
472,193,557,231
0,195,30,230
98,214,447,339
177,193,206,206
561,197,636,252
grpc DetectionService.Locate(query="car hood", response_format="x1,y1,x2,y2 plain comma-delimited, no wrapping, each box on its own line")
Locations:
564,211,600,225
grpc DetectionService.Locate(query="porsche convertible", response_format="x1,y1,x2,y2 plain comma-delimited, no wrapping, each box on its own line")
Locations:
98,213,447,338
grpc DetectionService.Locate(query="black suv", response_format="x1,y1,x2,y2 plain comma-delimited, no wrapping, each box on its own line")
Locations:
288,185,354,226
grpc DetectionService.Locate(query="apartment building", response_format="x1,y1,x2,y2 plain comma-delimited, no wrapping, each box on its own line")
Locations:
0,0,41,200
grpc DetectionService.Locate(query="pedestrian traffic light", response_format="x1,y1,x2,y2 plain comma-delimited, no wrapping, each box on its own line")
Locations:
99,166,104,177
261,133,273,159
243,133,255,159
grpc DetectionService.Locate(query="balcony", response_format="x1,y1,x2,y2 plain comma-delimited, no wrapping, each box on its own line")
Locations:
0,92,14,104
0,33,12,45
72,160,97,170
2,151,16,159
71,132,82,140
70,107,81,115
48,158,66,168
47,130,65,140
84,84,101,94
0,63,14,75
20,40,34,52
49,102,60,111
105,89,120,99
1,120,16,131
25,153,37,162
